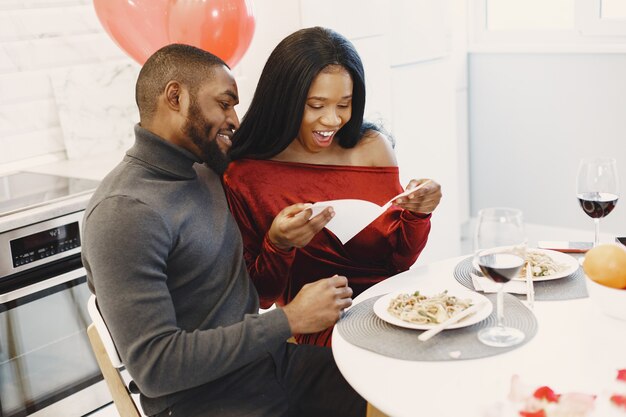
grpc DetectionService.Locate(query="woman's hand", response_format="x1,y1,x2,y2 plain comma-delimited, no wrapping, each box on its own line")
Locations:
393,178,442,215
268,203,334,250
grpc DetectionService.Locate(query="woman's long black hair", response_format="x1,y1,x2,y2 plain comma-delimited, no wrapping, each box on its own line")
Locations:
229,26,375,160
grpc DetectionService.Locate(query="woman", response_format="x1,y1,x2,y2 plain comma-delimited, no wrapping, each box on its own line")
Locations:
223,27,442,346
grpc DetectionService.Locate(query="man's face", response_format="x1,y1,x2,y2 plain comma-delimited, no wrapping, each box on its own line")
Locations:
182,65,239,174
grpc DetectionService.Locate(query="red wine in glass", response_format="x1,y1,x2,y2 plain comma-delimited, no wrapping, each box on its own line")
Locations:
577,192,618,219
477,253,525,283
576,158,619,247
474,207,526,347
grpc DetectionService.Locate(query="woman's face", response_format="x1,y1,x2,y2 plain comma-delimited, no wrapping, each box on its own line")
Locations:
296,65,353,153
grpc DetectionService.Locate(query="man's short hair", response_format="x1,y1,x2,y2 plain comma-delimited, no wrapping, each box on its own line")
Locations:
135,44,228,122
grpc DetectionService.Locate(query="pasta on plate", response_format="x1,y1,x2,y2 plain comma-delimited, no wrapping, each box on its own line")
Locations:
387,290,473,324
521,250,568,278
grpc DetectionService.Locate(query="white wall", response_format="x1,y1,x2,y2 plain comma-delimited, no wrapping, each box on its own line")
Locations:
0,0,467,262
298,0,465,263
467,0,626,238
389,0,465,264
468,53,626,236
0,0,128,170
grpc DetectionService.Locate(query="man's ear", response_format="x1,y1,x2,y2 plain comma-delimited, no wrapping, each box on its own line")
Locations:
164,80,183,111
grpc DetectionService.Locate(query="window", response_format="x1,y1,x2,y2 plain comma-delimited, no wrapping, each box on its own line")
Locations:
486,0,575,31
580,0,626,36
470,0,626,51
602,0,626,19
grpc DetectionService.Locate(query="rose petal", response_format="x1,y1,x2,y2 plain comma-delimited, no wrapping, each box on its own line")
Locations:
519,410,546,417
533,386,561,403
611,394,626,409
617,369,626,382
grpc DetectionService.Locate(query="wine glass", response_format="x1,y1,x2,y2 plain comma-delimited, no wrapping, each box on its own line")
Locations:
474,207,527,347
576,157,619,247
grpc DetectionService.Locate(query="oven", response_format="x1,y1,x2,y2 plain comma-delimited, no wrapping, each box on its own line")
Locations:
0,172,111,417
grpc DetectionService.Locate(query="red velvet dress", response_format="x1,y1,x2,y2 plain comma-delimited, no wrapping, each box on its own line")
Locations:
222,159,431,346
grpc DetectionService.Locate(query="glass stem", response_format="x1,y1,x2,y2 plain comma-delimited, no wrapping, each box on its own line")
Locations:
594,218,600,247
496,283,504,328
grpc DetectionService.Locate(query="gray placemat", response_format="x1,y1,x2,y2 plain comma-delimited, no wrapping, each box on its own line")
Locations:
337,293,537,361
453,256,588,301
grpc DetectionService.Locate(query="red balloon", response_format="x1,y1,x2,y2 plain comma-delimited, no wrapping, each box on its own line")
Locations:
93,0,170,65
93,0,255,67
168,0,256,68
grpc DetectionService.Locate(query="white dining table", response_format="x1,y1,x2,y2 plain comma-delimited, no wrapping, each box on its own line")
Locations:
331,255,626,417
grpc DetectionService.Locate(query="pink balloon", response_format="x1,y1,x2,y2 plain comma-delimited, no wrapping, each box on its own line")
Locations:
93,0,170,65
93,0,255,67
168,0,256,68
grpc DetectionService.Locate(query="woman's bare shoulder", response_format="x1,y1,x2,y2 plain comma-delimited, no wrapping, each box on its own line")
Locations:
352,130,397,167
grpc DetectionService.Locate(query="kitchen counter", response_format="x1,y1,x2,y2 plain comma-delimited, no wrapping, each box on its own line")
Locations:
0,150,125,232
23,149,126,181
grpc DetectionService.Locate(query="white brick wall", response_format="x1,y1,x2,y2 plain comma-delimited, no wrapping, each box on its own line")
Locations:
0,0,130,166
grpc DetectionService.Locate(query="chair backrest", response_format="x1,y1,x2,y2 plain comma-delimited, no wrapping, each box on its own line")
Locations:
87,294,142,417
88,295,123,367
366,403,389,417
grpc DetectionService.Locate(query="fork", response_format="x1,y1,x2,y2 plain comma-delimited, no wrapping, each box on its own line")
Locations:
525,262,535,310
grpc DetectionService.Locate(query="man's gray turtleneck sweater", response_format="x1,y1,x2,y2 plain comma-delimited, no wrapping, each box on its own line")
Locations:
82,125,291,415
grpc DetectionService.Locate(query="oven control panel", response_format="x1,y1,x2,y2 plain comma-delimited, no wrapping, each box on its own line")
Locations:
1,211,84,279
11,221,81,267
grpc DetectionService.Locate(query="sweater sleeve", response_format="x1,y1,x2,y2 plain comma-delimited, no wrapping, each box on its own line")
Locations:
82,196,292,398
383,207,432,273
222,184,296,308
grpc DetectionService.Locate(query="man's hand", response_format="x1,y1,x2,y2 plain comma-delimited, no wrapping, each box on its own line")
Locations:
281,275,353,334
393,178,442,215
267,203,334,250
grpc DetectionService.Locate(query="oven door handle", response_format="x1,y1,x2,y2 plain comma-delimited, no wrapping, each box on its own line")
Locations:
0,268,86,303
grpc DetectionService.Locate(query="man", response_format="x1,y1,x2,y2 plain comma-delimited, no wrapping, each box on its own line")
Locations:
82,44,365,417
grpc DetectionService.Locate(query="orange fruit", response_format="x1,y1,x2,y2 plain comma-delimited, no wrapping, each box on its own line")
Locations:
583,244,626,289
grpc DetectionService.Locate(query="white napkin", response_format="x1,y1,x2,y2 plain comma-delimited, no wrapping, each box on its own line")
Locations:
471,274,527,294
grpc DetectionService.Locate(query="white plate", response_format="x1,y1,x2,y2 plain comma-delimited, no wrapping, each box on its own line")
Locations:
373,286,493,330
515,248,579,281
472,248,580,282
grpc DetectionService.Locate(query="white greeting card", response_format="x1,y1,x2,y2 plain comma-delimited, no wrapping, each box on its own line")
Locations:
309,182,429,243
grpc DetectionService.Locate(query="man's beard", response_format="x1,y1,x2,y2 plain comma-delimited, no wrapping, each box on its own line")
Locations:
184,102,231,175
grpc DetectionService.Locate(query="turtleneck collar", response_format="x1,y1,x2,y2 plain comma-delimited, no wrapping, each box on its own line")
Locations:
127,124,202,180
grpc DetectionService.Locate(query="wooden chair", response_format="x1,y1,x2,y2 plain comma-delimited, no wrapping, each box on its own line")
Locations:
367,403,389,417
88,295,382,417
87,294,142,417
